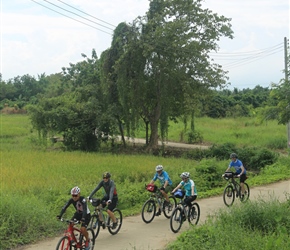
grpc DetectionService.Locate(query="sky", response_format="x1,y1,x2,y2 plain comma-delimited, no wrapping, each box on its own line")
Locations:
1,0,289,90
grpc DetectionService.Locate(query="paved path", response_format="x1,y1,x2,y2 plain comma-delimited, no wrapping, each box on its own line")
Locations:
15,179,290,250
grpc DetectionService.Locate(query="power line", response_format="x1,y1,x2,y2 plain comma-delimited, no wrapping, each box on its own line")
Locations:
31,0,112,35
43,0,114,31
56,0,116,28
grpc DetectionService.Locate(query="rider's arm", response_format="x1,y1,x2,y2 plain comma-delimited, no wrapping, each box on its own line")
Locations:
172,183,182,193
238,165,245,176
150,173,157,184
108,180,116,201
59,198,73,217
88,181,102,200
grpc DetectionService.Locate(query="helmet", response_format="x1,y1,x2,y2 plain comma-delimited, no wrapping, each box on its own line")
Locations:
230,153,238,159
71,186,80,195
103,172,111,178
180,172,190,179
155,165,163,171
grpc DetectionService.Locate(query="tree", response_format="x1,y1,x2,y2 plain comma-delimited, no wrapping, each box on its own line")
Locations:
114,0,233,150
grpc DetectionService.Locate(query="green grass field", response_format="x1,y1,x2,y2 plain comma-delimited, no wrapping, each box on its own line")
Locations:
1,114,289,249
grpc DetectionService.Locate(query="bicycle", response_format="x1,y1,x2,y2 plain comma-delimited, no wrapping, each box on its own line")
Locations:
169,189,200,233
222,171,250,207
89,198,122,240
141,184,177,223
56,218,95,250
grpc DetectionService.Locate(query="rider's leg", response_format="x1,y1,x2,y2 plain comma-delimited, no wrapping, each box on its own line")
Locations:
240,175,247,195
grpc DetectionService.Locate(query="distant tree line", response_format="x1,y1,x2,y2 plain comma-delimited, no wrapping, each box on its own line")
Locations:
1,0,289,152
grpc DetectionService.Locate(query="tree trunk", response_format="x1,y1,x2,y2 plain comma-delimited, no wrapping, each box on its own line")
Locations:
118,118,126,147
148,101,161,150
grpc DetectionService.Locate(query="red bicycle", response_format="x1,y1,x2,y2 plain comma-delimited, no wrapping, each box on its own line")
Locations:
56,218,95,250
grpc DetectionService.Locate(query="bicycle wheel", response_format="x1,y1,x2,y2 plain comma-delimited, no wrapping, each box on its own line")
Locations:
108,208,123,235
141,200,156,223
170,207,184,233
188,203,200,225
239,183,250,203
163,195,177,218
56,236,71,250
87,228,95,250
223,185,235,207
90,214,101,240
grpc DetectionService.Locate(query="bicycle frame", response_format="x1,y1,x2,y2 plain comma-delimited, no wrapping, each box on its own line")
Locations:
61,219,83,249
223,172,250,207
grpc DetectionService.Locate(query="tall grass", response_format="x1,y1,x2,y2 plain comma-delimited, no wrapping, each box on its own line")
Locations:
167,197,290,250
1,114,289,249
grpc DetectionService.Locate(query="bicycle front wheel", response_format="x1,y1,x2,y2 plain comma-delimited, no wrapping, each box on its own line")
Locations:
223,185,235,207
56,236,71,250
170,207,183,233
87,228,95,249
141,200,156,223
188,203,200,225
90,214,101,240
163,195,177,218
108,208,123,235
239,182,250,203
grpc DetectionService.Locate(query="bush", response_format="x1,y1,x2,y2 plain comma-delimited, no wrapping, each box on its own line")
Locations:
207,142,238,160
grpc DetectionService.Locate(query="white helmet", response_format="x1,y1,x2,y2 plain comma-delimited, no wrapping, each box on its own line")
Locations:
155,165,164,171
71,186,80,195
180,172,190,179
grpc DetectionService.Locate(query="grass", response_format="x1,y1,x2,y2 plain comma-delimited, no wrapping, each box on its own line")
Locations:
167,197,290,250
1,114,290,249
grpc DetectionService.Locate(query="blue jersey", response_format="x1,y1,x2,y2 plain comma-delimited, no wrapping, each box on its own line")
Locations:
229,159,246,174
180,179,197,196
152,171,172,186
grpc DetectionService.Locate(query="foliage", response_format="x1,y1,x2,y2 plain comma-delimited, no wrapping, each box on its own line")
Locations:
167,197,290,250
113,0,234,150
1,114,290,249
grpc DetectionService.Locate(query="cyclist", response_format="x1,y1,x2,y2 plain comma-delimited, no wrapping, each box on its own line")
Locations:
150,165,173,216
57,186,91,250
171,172,197,207
88,172,118,229
225,153,247,198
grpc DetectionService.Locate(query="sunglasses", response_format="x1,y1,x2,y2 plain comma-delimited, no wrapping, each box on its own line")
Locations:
72,194,78,197
103,177,108,179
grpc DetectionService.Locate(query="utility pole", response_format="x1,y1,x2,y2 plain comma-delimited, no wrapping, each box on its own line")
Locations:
285,37,290,149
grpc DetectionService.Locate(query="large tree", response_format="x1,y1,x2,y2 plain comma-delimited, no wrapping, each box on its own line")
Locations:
115,0,233,150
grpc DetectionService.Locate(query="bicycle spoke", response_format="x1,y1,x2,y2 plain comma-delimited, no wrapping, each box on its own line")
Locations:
108,208,123,235
163,196,177,218
170,207,183,233
188,203,200,225
223,185,235,206
141,200,156,223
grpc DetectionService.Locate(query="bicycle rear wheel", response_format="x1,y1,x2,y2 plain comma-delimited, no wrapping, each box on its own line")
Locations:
90,214,101,240
188,203,200,225
239,182,250,203
223,185,235,207
108,208,123,235
56,236,71,250
170,207,183,233
141,200,156,223
163,195,177,218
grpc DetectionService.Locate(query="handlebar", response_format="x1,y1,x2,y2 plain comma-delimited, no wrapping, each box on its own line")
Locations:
59,218,80,224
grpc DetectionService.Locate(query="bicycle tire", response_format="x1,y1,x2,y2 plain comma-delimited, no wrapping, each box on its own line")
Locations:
170,207,183,233
87,228,95,250
223,185,235,206
239,182,250,203
141,200,156,223
55,236,71,250
90,214,101,240
163,195,177,218
188,202,200,225
107,208,123,235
